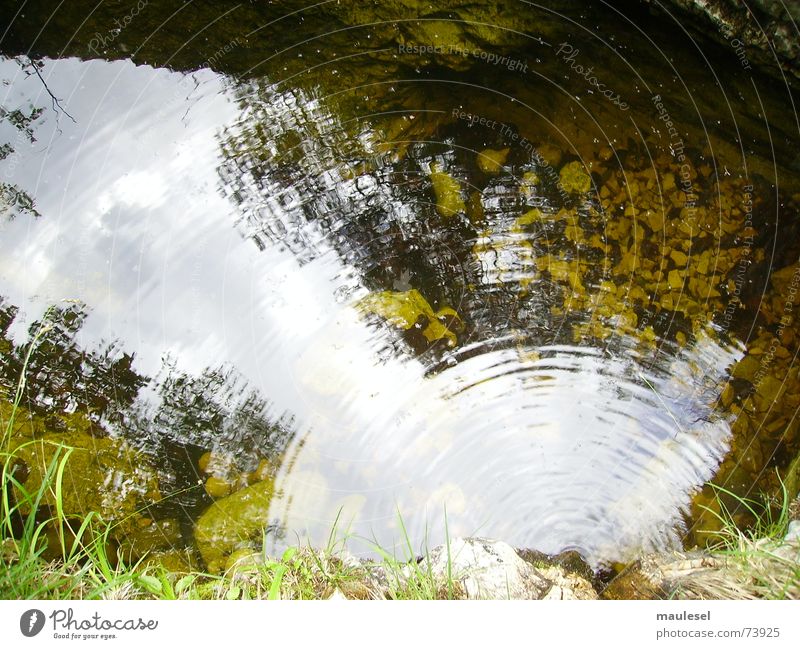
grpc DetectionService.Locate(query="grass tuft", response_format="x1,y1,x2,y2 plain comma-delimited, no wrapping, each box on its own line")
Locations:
675,478,800,600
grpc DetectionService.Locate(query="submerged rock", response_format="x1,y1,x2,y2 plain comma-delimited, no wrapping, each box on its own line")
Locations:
193,478,276,572
429,161,466,218
786,452,800,507
602,537,800,600
5,403,161,538
138,548,198,573
357,288,462,346
558,161,592,194
477,148,510,174
204,475,234,499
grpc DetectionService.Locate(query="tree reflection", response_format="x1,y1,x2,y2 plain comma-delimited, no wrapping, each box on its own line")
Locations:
0,97,44,220
0,300,145,425
123,357,296,524
213,74,607,363
0,297,296,539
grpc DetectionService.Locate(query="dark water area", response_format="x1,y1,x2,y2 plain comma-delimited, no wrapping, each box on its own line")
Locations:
1,0,799,571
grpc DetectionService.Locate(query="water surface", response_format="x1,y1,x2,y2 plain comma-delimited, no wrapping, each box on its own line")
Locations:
1,1,799,569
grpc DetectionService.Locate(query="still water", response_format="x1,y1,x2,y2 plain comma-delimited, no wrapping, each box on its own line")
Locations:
1,1,798,570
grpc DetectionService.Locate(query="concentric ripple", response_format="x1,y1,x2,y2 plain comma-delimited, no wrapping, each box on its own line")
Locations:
271,318,738,565
0,47,780,569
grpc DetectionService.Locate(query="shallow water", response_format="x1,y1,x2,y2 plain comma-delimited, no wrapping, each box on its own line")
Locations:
1,1,799,569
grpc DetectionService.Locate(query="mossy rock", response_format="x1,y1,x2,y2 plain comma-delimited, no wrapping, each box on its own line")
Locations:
429,162,466,218
559,161,592,194
194,478,276,572
6,404,161,538
119,518,182,560
357,288,462,346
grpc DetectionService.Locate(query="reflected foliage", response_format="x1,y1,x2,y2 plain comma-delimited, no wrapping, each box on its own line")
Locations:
1,0,800,561
0,98,43,220
0,297,296,552
0,300,145,425
212,60,800,553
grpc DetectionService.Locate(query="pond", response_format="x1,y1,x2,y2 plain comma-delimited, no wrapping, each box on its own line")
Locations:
1,0,799,572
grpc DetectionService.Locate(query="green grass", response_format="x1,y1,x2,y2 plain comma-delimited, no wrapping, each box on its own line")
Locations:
701,479,793,546
0,422,459,600
675,478,800,600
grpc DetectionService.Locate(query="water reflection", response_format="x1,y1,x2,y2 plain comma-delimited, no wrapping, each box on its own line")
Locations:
0,53,763,567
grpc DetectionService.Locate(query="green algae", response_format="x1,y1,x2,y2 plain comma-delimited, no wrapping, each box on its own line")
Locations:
558,161,592,194
3,401,160,538
357,288,462,346
429,162,466,218
193,478,276,572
